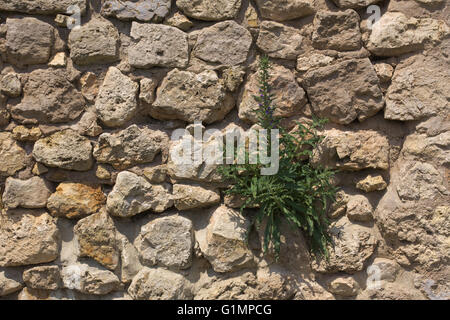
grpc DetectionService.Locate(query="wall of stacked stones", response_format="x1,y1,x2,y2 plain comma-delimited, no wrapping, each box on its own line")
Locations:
0,0,448,300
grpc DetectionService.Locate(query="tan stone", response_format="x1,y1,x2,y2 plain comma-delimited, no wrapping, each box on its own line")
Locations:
12,126,41,141
0,132,27,176
173,184,220,210
356,175,387,192
23,266,60,290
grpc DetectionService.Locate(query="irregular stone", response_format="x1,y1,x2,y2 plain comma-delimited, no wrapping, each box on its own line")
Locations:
198,206,254,273
367,258,400,282
165,12,194,31
346,194,374,222
12,126,42,141
142,165,167,184
330,0,381,9
48,52,66,68
10,69,85,124
328,276,359,297
297,52,334,72
74,210,120,270
312,129,390,171
238,63,307,123
0,72,21,97
93,125,168,170
303,58,384,124
2,177,52,209
68,17,119,66
401,130,450,166
373,63,394,83
95,165,111,180
0,271,23,296
54,14,70,27
80,72,99,102
61,264,119,295
129,23,189,68
95,67,138,127
139,78,158,105
312,216,377,273
151,69,234,124
0,94,10,127
312,10,361,51
222,66,246,92
244,3,259,29
173,184,220,210
176,0,241,21
255,0,315,21
101,0,171,22
107,171,173,217
23,266,60,290
116,233,142,283
33,129,93,171
367,12,449,57
32,163,48,176
256,21,304,60
356,175,387,192
0,132,27,176
328,190,349,219
0,0,87,15
5,17,55,66
0,211,59,267
192,21,252,66
75,111,103,137
47,183,106,219
135,215,193,269
128,267,191,300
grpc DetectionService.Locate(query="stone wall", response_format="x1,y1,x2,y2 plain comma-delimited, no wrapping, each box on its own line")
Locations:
0,0,449,300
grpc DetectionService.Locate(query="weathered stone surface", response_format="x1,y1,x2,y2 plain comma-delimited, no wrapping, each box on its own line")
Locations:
93,125,168,170
347,194,374,222
5,17,55,66
139,78,158,105
328,190,349,219
74,210,120,270
330,0,381,9
23,266,60,290
192,21,252,66
10,69,85,125
0,271,23,296
357,175,387,192
328,276,359,297
151,69,234,124
367,12,449,57
95,67,138,128
107,171,173,217
0,94,10,127
68,17,119,66
198,206,254,273
256,21,304,60
312,10,361,51
222,66,246,92
12,126,42,142
176,0,241,21
297,52,335,72
173,184,220,210
48,52,66,68
101,0,171,22
312,129,390,171
116,233,142,283
0,211,59,267
2,177,52,209
255,0,315,21
61,264,119,295
135,215,193,269
312,216,377,273
0,132,27,177
47,183,106,219
373,63,394,83
164,12,193,31
129,23,189,68
0,0,87,15
33,129,93,171
128,267,191,300
0,73,21,97
367,258,400,282
75,111,103,137
80,72,99,102
303,58,384,124
239,63,307,123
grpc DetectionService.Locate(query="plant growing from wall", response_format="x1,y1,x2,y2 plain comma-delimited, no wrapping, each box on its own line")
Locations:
218,55,337,260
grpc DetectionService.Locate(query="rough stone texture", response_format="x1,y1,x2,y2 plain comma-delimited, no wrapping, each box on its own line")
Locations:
346,194,374,222
5,17,55,66
312,10,361,51
303,58,384,124
33,129,93,171
328,276,359,297
255,0,315,21
101,0,171,22
0,94,10,127
74,210,120,270
128,267,192,300
93,125,168,170
135,215,193,269
0,211,59,267
0,0,87,15
10,68,85,125
151,69,234,124
106,171,173,217
356,175,387,192
61,264,120,295
176,0,241,21
373,63,394,83
330,0,381,9
192,21,252,66
256,21,304,60
139,78,158,105
0,271,23,297
95,67,138,127
68,17,119,66
165,12,194,31
0,73,21,97
239,63,307,123
47,183,106,219
23,266,60,290
0,132,27,177
129,23,189,69
2,177,52,209
12,126,42,141
173,184,220,210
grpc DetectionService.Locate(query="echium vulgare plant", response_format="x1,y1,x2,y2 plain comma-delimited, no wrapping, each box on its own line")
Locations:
218,55,338,260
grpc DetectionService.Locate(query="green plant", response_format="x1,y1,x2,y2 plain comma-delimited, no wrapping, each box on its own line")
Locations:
218,56,337,260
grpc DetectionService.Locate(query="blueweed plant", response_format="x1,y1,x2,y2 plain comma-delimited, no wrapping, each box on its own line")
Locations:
218,56,338,260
